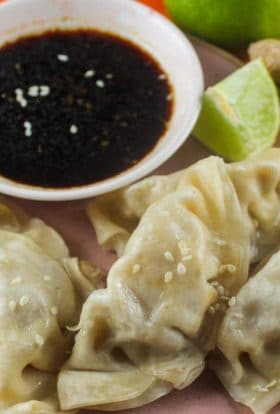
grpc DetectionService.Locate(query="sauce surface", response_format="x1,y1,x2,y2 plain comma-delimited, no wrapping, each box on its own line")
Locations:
0,30,172,188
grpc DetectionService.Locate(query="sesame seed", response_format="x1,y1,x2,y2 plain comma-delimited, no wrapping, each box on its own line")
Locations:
8,300,17,312
35,334,44,346
166,93,172,101
211,281,219,287
57,54,69,62
228,297,236,307
28,86,39,97
24,121,32,129
51,306,58,316
70,124,78,134
96,79,105,88
106,73,113,79
177,262,186,275
164,251,174,262
84,69,95,78
40,85,50,96
132,264,141,274
178,240,190,256
44,275,51,282
164,271,173,283
20,296,29,306
15,89,28,107
10,277,22,285
24,121,32,137
158,74,166,80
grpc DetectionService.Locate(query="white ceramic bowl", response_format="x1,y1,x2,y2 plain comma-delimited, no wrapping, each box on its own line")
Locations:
0,0,203,200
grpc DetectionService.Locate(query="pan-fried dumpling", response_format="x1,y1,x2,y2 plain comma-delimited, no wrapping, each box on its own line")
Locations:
211,249,280,414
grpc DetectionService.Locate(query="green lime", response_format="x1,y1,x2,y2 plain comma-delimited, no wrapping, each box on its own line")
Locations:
165,0,280,49
193,59,280,161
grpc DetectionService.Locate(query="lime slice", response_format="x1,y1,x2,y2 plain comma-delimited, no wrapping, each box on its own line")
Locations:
193,59,280,161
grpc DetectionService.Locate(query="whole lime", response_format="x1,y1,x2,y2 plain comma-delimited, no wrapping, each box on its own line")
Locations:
165,0,280,49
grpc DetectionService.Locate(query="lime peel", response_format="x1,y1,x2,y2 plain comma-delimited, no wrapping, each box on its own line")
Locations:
193,59,280,161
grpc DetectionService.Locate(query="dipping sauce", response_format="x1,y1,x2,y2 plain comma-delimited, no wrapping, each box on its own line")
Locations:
0,30,173,188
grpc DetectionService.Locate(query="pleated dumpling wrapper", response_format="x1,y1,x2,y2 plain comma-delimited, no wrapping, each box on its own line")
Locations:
211,249,280,414
59,149,280,411
0,200,99,414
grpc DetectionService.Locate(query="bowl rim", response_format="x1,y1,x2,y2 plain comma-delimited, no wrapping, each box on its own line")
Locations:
0,0,204,201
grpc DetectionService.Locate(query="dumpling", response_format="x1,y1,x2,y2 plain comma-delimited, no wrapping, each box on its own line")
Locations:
88,149,280,261
0,197,69,259
59,150,280,412
87,171,181,256
0,200,98,413
211,249,280,414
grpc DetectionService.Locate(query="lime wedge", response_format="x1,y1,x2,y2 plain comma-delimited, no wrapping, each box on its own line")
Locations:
193,59,280,161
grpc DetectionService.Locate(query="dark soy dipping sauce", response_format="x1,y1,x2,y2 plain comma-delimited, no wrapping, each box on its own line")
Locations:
0,30,173,188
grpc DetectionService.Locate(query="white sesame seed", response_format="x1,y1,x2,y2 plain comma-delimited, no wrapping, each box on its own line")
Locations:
20,296,29,306
28,86,39,97
96,79,105,88
164,251,174,262
15,89,28,108
164,271,173,283
228,297,236,307
24,121,32,137
35,334,44,346
84,69,95,78
40,85,50,97
57,54,69,62
20,99,27,108
15,88,23,96
50,306,58,316
132,264,141,274
106,73,113,79
10,277,22,285
24,121,32,129
44,275,51,282
158,74,166,80
178,240,190,256
70,124,78,134
8,300,17,312
177,262,186,275
166,93,172,101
